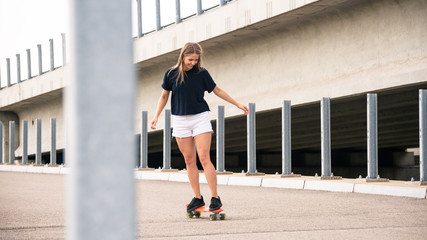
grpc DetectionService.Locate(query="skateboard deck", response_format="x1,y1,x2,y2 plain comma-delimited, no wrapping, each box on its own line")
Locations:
185,204,226,221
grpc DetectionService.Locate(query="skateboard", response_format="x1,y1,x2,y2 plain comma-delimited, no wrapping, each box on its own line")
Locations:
185,204,226,221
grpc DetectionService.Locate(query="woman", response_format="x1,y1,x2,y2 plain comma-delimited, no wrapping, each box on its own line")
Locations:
150,42,248,212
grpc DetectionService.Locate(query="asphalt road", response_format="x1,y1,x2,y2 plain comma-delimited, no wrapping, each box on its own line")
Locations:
1,172,427,239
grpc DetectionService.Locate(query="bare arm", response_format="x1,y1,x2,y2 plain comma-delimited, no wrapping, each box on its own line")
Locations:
150,89,171,129
213,86,249,115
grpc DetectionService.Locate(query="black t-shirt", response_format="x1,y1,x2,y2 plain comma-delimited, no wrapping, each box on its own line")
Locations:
162,67,216,116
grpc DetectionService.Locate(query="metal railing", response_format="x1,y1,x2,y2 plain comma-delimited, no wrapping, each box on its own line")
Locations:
0,34,67,90
2,91,427,183
0,1,234,89
136,91,427,183
135,0,234,38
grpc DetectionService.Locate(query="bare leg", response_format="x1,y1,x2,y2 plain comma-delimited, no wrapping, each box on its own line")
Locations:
176,137,201,198
194,132,218,198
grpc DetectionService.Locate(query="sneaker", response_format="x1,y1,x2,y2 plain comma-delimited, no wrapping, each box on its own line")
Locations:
187,196,205,213
209,196,222,211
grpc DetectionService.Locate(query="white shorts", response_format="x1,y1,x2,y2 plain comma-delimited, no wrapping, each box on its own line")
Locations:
172,111,213,138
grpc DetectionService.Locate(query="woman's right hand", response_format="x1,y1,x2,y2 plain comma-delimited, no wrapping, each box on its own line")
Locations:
150,117,158,129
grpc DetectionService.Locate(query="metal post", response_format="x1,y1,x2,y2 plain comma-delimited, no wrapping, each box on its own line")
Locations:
247,103,256,174
0,123,3,164
140,111,148,168
37,44,43,75
220,0,227,6
216,106,225,172
163,109,171,169
49,39,54,71
16,54,21,83
50,118,56,165
22,120,28,164
36,119,42,165
175,0,181,23
321,98,331,177
26,49,32,79
367,93,378,179
6,58,11,87
61,33,67,66
9,121,15,164
197,0,203,15
155,0,161,31
420,90,427,182
67,0,136,238
137,0,143,37
282,100,292,175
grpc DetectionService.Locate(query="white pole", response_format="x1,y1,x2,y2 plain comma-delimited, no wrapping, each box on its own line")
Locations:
67,0,136,239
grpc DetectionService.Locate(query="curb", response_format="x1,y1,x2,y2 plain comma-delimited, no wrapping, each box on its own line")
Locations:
1,165,426,199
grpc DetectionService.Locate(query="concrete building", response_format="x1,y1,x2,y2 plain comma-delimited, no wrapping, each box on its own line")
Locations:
1,0,426,180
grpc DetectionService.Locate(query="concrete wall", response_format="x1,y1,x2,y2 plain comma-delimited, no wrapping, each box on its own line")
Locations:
135,0,427,133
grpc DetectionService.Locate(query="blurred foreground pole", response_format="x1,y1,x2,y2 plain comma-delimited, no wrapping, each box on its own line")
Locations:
67,0,135,239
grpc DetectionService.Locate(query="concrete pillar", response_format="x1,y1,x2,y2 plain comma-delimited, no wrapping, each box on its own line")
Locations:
197,0,203,15
163,109,171,169
67,0,136,238
247,103,256,174
6,58,11,87
282,100,292,175
37,44,43,75
61,33,67,66
9,121,15,164
321,98,331,177
365,94,388,182
26,49,32,79
246,103,263,176
155,0,161,31
35,119,42,165
16,54,21,83
140,111,148,168
137,0,143,37
280,100,300,178
367,93,378,179
50,118,56,165
175,0,181,23
22,120,28,164
49,39,55,71
320,98,341,180
216,106,225,172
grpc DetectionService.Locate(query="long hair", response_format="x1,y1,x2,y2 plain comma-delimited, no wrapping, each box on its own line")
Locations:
170,42,203,85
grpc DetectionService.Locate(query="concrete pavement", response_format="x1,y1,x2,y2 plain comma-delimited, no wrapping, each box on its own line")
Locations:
1,171,427,239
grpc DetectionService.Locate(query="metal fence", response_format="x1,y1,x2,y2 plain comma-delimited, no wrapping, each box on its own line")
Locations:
0,0,234,89
1,91,427,183
0,34,67,89
137,91,427,183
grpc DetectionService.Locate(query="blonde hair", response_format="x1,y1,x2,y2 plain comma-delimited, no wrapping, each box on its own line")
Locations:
171,42,203,85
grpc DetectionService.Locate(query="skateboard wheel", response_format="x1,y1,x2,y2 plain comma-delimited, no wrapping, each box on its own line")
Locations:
187,212,194,218
220,213,226,220
195,212,201,218
209,214,215,221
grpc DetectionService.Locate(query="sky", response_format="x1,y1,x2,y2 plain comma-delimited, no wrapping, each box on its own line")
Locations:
0,0,221,88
